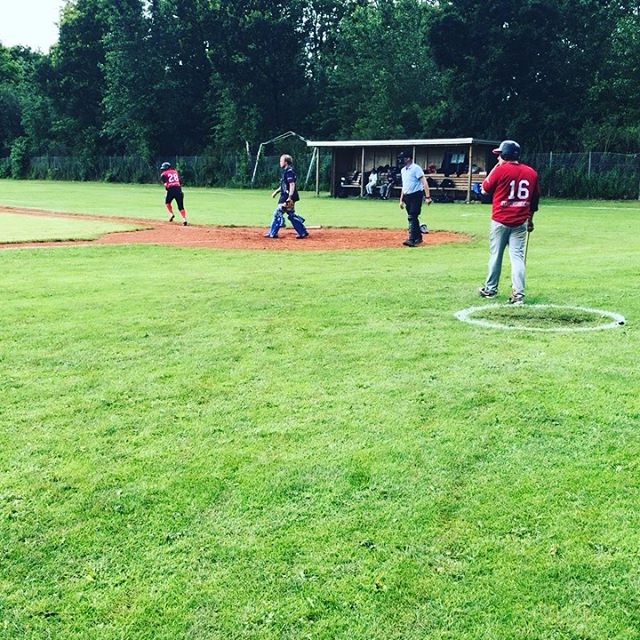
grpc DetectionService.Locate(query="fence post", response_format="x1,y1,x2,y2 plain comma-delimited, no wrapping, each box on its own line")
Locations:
548,151,553,197
588,151,592,177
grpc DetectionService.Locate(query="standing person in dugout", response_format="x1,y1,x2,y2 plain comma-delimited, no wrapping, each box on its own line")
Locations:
398,150,432,247
160,162,188,225
265,154,309,239
478,140,540,304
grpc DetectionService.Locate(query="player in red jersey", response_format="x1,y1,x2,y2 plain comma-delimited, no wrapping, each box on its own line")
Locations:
478,140,540,304
160,162,188,225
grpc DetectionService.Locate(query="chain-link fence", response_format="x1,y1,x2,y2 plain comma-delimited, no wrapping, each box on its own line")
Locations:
522,151,640,199
26,156,155,183
1,150,638,198
0,151,333,191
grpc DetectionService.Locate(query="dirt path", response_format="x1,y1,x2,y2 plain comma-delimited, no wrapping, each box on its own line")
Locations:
0,206,470,251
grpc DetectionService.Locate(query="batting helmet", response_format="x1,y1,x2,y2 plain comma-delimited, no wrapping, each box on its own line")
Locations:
160,162,172,170
492,140,520,161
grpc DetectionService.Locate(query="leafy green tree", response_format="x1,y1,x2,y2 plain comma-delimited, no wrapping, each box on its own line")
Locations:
4,0,640,170
204,0,310,148
318,0,445,139
146,0,214,154
101,0,159,157
0,45,23,154
12,48,57,156
428,0,633,150
0,45,56,164
582,7,640,151
49,0,110,154
9,136,30,177
298,0,368,132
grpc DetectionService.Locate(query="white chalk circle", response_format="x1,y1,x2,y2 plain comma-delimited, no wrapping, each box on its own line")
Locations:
455,304,626,333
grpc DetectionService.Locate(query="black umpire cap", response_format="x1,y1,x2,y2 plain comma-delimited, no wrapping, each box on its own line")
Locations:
397,149,412,162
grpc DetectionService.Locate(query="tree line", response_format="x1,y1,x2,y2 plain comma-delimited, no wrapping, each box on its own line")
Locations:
1,0,639,173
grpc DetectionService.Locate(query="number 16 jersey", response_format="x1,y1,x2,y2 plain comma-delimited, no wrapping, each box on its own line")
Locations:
482,162,539,226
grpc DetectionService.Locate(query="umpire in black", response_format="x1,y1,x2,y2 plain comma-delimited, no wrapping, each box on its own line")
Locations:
398,150,432,246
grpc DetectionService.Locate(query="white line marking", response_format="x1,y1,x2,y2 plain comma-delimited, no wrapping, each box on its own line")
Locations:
455,304,626,332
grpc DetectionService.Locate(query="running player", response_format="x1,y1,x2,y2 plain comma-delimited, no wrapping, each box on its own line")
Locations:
160,162,188,225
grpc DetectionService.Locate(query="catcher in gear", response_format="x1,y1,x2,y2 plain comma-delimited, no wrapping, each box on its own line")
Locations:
264,154,308,239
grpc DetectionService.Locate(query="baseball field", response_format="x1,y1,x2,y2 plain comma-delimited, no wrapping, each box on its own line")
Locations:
1,180,639,639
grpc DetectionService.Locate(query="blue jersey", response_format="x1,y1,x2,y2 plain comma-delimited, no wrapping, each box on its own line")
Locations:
279,166,297,201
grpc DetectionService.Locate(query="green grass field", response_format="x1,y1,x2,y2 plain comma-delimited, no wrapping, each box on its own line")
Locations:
1,180,639,639
0,211,140,244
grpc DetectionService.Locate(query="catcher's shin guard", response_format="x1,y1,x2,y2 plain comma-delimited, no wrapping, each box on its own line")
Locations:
287,211,307,236
268,207,284,237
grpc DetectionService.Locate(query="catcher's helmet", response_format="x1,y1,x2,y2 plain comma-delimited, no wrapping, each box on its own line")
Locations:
492,140,520,161
160,162,172,170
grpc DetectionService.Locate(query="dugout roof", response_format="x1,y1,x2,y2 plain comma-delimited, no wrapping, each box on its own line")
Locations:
307,138,499,147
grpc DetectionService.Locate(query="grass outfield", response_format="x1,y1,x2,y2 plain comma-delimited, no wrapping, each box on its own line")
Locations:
0,211,140,243
1,181,639,639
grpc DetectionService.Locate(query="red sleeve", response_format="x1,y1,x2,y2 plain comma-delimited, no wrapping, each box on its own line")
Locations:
481,165,500,194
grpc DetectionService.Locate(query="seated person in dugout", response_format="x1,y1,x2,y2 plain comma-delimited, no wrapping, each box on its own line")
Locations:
365,168,378,195
380,167,397,199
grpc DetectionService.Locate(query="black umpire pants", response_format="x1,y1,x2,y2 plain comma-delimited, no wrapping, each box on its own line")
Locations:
402,191,424,242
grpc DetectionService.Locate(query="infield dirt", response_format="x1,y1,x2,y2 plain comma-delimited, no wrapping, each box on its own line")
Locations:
0,206,470,250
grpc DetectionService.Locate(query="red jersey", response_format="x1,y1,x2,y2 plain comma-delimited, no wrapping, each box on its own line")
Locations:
482,162,539,226
161,168,181,189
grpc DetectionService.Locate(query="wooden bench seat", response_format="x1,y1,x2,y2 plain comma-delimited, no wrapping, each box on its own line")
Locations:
338,172,362,195
430,175,473,190
428,174,485,201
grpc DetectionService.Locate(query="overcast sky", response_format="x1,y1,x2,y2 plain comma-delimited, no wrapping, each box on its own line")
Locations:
0,0,65,51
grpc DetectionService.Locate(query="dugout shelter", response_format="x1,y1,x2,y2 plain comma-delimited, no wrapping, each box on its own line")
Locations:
306,138,500,203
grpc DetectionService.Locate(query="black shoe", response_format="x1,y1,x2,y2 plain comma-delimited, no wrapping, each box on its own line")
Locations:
264,232,278,238
508,293,525,305
295,232,309,239
183,220,188,226
478,287,497,298
403,238,422,247
169,215,175,222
